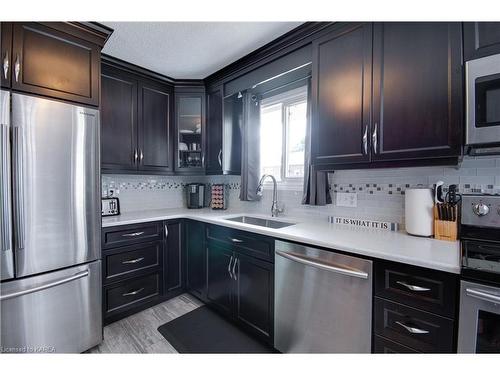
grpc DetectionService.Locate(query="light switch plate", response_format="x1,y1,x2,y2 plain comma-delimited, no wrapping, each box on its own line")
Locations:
336,192,357,207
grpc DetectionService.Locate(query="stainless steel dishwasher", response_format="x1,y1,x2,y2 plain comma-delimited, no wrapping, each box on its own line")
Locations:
274,240,372,353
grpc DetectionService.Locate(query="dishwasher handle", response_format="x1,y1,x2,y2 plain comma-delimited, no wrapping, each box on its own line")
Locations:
276,250,369,279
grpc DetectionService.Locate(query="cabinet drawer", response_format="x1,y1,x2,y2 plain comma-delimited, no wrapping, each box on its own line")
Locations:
374,297,455,353
374,260,458,318
206,225,274,262
102,222,164,249
104,272,161,315
373,335,420,353
103,241,163,284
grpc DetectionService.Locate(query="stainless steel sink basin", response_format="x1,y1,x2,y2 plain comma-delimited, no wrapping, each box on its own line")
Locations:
225,216,295,229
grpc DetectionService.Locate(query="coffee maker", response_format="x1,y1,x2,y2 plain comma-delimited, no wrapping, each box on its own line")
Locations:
186,183,206,209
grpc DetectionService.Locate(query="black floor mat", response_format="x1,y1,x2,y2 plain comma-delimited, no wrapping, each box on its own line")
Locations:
157,306,276,353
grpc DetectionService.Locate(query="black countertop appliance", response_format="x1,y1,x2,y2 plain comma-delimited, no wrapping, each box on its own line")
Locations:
186,183,206,209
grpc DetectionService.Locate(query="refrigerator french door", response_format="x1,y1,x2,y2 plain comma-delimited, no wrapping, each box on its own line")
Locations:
0,91,102,353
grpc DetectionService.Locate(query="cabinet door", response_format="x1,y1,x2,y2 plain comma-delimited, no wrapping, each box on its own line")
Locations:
312,23,372,166
138,79,173,173
175,92,205,174
206,242,234,317
164,221,183,295
185,220,207,301
222,93,242,175
372,22,463,162
464,22,500,61
11,23,100,106
234,253,274,342
1,22,12,88
101,66,138,172
206,86,223,175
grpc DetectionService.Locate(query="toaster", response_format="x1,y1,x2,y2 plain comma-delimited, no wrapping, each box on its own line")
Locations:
102,197,120,216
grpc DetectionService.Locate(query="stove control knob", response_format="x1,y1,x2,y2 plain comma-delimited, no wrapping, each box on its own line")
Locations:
473,203,490,216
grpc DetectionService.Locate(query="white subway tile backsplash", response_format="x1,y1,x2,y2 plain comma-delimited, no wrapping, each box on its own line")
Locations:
102,156,500,226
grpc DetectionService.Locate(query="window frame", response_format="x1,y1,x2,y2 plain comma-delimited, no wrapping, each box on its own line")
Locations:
260,85,308,186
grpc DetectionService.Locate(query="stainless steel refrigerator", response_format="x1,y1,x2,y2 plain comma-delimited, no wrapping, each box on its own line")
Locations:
0,91,102,353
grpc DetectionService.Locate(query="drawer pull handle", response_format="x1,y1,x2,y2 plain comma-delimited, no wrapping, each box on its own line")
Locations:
396,281,430,292
122,231,145,237
122,288,144,297
395,321,429,334
229,237,243,243
122,257,145,265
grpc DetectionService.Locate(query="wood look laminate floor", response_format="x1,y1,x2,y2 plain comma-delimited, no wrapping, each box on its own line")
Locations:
87,294,203,354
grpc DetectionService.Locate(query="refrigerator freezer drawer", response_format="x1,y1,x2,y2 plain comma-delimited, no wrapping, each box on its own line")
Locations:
0,261,102,353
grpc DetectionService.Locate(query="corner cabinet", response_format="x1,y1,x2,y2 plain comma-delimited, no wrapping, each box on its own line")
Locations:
174,87,206,174
205,85,224,175
101,62,174,174
312,22,463,170
1,22,110,105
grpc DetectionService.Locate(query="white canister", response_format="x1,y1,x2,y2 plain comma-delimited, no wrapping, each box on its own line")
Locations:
405,186,434,237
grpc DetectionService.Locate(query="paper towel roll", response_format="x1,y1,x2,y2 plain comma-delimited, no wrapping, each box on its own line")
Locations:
405,187,434,237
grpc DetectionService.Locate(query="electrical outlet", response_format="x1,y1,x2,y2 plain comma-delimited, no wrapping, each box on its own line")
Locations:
336,192,357,208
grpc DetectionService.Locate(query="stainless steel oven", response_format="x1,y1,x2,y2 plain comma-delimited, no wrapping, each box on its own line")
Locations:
466,54,500,155
458,280,500,353
458,194,500,353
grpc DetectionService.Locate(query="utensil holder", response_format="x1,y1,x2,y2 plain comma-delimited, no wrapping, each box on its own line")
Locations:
433,205,458,241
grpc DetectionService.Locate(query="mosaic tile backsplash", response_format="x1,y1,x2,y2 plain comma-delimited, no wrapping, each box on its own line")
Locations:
102,156,500,226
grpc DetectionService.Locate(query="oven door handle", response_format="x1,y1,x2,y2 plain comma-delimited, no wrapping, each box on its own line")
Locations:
466,288,500,304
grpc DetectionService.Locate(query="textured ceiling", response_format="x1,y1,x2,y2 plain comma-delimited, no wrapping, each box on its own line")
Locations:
102,22,303,79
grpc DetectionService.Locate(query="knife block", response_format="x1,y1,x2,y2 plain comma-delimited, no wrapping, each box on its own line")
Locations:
433,205,458,241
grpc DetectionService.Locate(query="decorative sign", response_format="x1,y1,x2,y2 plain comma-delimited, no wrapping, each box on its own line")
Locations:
329,216,399,232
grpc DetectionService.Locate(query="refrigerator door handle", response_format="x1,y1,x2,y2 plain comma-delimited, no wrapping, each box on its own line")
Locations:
0,270,89,301
1,124,12,252
12,126,25,251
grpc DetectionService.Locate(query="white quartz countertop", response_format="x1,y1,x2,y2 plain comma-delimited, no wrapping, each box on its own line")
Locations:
102,208,461,274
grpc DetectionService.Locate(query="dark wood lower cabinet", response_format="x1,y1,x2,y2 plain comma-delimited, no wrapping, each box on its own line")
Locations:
235,253,274,341
164,220,183,297
374,297,455,353
185,220,207,301
373,335,420,353
206,242,234,316
102,220,185,324
103,271,162,324
205,238,274,344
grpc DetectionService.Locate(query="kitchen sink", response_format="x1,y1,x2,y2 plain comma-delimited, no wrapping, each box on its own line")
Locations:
225,216,295,229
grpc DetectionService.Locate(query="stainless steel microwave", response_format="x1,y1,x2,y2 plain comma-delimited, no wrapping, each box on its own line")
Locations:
466,53,500,155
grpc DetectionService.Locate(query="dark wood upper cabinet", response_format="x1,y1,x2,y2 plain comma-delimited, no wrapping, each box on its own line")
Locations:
206,85,223,175
101,66,138,172
1,23,12,88
371,22,463,162
464,22,500,61
101,62,174,174
11,23,101,106
174,89,206,174
222,93,242,175
312,23,373,166
138,79,173,173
